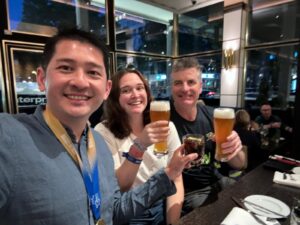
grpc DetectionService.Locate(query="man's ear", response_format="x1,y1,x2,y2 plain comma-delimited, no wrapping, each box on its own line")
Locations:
103,80,112,100
36,66,46,92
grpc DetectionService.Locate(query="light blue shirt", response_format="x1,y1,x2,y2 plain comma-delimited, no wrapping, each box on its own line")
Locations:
0,106,176,225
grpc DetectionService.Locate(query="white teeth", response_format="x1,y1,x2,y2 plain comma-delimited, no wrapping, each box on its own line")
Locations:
68,95,88,100
130,101,141,105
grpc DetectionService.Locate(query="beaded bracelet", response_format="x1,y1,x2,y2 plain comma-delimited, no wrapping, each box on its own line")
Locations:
133,138,147,152
122,152,142,165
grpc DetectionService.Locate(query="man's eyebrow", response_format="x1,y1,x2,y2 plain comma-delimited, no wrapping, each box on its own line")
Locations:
56,58,104,69
86,62,105,70
55,58,74,64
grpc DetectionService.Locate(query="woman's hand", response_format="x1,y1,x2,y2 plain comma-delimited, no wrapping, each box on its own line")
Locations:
137,120,169,147
164,145,198,181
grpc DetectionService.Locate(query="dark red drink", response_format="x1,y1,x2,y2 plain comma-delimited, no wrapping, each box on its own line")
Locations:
183,134,205,161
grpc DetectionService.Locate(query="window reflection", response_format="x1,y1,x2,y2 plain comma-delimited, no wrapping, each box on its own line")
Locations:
115,0,173,55
178,2,223,54
11,49,45,113
7,0,106,40
245,45,298,108
196,55,221,106
116,54,172,99
0,48,3,112
249,0,300,44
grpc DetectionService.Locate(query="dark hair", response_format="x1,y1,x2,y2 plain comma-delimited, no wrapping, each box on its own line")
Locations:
103,69,152,139
41,28,109,77
260,102,272,108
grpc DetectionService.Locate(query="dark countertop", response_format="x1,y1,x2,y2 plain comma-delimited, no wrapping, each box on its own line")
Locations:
175,164,300,225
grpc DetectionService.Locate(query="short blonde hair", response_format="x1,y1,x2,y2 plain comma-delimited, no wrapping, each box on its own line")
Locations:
235,109,250,128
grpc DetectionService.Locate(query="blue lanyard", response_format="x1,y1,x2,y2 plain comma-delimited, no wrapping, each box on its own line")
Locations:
43,108,102,222
82,162,101,221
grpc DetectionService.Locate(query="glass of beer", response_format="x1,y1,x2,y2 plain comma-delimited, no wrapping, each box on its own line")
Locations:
183,134,205,166
150,101,170,156
213,108,235,162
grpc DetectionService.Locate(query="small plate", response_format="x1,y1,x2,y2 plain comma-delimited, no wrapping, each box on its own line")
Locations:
244,195,290,218
292,167,300,174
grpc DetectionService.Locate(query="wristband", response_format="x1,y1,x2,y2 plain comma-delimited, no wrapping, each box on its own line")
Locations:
133,138,147,152
122,152,142,164
129,144,144,159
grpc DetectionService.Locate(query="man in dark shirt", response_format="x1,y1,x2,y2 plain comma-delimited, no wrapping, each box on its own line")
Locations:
170,57,246,215
255,103,292,150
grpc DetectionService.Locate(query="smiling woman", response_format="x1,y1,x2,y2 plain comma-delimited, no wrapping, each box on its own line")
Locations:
94,68,184,225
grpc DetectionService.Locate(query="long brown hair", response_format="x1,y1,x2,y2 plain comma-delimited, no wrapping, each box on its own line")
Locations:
103,69,152,139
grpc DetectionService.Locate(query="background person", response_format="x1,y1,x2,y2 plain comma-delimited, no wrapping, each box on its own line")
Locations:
95,68,183,225
255,102,293,150
234,109,262,172
0,28,197,225
169,57,246,215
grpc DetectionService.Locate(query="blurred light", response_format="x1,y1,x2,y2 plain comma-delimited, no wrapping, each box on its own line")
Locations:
269,54,275,60
155,74,167,81
294,51,298,58
202,73,215,79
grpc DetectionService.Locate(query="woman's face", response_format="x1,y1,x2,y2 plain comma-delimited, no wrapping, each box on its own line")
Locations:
118,72,148,118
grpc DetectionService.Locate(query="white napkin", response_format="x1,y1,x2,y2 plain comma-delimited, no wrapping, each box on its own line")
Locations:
273,171,300,188
221,207,279,225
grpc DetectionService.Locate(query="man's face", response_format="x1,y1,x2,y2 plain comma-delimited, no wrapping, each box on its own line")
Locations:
260,104,272,119
37,40,111,123
171,67,202,108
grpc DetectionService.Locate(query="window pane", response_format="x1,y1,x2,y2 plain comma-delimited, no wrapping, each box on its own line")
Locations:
115,0,173,55
249,0,300,44
197,54,221,106
116,54,172,99
12,49,46,113
8,0,107,40
178,2,223,54
0,47,4,112
245,45,298,108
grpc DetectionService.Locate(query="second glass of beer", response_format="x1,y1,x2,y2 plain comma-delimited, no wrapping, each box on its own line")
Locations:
213,108,235,162
150,101,170,156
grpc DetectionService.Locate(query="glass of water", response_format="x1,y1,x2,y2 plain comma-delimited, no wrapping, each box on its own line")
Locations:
291,197,300,225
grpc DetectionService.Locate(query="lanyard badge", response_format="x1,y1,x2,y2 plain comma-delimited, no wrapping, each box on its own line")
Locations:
43,107,103,224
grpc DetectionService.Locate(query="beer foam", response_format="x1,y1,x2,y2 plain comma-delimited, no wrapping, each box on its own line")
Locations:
214,108,234,119
150,101,170,111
